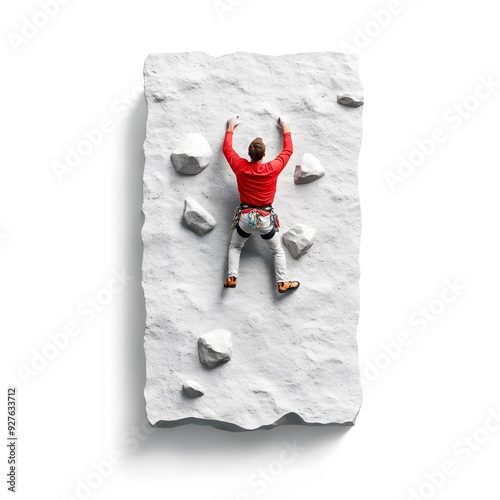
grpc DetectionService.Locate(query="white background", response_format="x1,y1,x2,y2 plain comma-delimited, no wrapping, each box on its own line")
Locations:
1,0,500,499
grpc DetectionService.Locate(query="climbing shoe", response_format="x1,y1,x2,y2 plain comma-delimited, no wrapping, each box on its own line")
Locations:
224,276,237,288
277,281,300,294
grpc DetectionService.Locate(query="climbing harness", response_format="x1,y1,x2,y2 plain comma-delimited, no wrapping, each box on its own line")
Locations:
270,209,280,231
230,205,242,229
231,203,281,232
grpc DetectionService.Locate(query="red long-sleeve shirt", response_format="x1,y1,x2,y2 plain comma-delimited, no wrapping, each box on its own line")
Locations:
222,131,293,206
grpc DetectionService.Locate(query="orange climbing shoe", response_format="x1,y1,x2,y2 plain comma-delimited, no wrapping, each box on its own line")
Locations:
224,276,237,288
277,281,300,294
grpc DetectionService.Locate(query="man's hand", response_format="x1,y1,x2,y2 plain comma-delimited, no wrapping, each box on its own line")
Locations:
277,116,291,133
227,115,240,132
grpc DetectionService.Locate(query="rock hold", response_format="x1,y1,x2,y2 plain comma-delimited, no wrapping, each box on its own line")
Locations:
182,380,205,398
183,197,217,235
171,133,213,174
282,224,316,259
198,329,232,368
337,92,364,108
152,92,166,102
294,153,326,184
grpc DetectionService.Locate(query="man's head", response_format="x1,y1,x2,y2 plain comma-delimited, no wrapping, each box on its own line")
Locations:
248,137,266,162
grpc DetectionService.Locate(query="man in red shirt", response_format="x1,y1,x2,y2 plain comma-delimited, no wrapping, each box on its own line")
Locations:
222,115,300,294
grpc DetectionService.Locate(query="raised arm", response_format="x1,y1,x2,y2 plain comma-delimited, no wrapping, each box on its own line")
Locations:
269,117,293,173
222,115,243,170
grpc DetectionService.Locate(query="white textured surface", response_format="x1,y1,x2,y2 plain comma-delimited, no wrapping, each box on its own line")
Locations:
142,51,363,431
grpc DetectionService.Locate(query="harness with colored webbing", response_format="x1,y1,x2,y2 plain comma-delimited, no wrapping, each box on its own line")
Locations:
230,203,281,231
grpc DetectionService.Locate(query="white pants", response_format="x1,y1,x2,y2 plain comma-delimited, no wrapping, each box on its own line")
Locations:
227,211,288,283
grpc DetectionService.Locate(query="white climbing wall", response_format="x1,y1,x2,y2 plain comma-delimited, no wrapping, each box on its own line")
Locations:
142,52,364,431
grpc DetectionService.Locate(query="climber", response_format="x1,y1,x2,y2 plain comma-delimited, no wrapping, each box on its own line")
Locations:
222,115,300,294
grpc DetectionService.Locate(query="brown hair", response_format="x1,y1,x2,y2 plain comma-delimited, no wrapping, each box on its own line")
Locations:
248,137,266,162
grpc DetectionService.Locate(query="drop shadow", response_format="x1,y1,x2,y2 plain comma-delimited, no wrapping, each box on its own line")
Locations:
122,99,148,427
140,421,352,463
122,101,354,461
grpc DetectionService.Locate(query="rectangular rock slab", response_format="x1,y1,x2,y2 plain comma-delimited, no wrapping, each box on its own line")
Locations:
142,52,363,431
